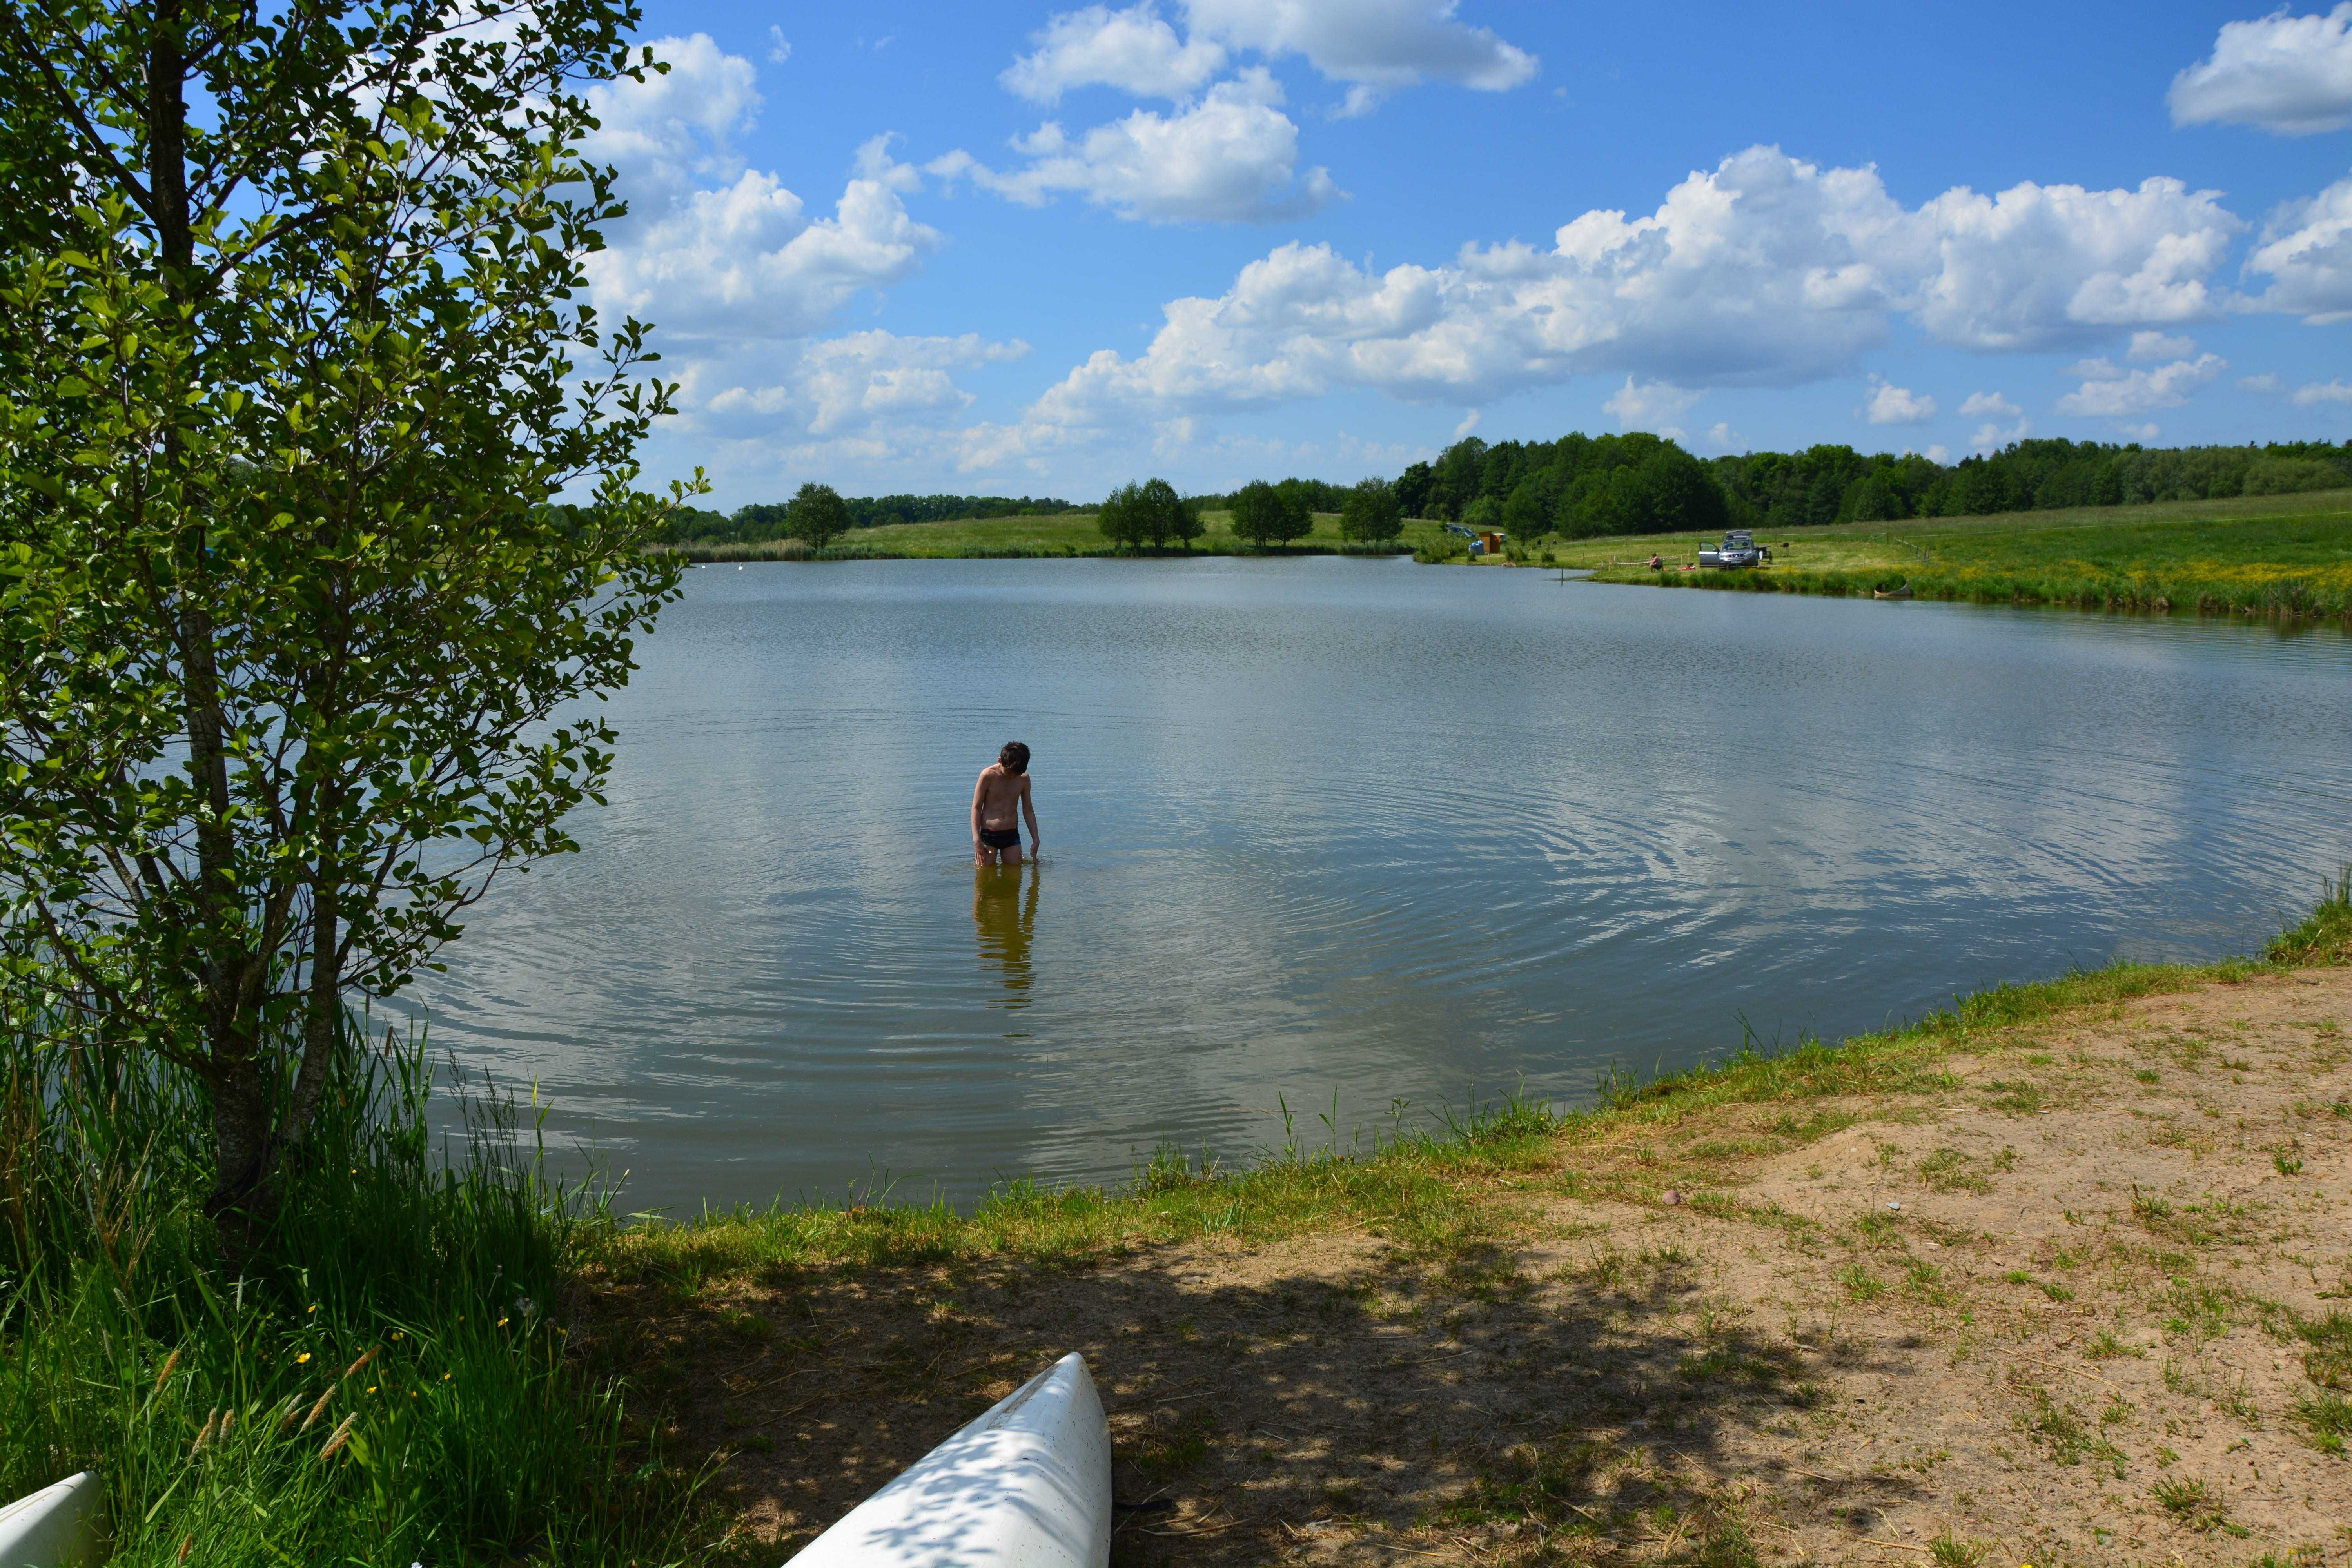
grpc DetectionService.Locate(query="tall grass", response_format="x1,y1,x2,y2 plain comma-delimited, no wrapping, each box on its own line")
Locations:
1624,561,2352,619
0,1013,706,1566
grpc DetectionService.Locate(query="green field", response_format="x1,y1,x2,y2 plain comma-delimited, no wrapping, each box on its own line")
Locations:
669,489,2352,621
1558,487,2352,619
671,509,1448,560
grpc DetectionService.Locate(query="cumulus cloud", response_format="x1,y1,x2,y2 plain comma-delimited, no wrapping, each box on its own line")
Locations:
2292,379,2352,403
1862,376,1936,424
2055,352,2227,417
768,26,791,64
1958,393,2027,448
697,332,1032,437
1907,178,2240,350
994,147,2244,452
584,41,942,340
1182,0,1537,103
1002,4,1227,101
2128,330,2197,359
2240,372,2284,391
2169,5,2352,134
1602,378,1702,435
929,69,1340,222
2240,174,2352,321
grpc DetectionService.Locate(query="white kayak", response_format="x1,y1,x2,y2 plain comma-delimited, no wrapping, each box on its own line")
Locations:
784,1352,1110,1568
0,1470,107,1568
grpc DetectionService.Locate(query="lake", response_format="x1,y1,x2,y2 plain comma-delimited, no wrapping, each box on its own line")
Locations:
410,557,2352,1216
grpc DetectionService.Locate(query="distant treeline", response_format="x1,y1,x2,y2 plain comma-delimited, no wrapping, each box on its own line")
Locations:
631,436,2352,550
1396,434,2352,538
651,492,1077,546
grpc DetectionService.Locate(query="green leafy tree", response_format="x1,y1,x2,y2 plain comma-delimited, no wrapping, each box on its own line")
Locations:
786,481,851,547
1230,479,1312,549
1338,477,1403,543
0,0,695,1240
1138,477,1194,548
1096,481,1147,550
1499,479,1550,539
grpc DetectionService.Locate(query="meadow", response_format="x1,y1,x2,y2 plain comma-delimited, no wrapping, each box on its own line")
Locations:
669,509,1437,561
1559,486,2352,618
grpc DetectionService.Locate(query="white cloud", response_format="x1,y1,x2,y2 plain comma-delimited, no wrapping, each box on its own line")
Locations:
1181,0,1538,106
583,33,761,207
1924,443,1952,464
929,69,1339,223
697,332,1031,437
2169,4,2352,134
2240,174,2352,321
1960,394,2027,448
991,147,2247,452
1706,422,1744,450
2292,379,2352,403
584,41,942,341
2127,329,2197,360
1452,409,1481,439
1862,376,1935,424
2240,372,2284,391
2118,421,2161,441
1603,377,1702,435
768,26,791,64
1002,5,1227,101
1907,178,2240,350
2054,352,2227,417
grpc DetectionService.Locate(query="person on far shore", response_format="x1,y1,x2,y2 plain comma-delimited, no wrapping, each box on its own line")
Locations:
973,741,1040,866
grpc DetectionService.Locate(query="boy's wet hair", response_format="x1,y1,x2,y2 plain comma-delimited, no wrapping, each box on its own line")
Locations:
1000,741,1031,775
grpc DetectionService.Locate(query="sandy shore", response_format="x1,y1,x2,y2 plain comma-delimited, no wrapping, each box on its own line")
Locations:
593,961,2352,1566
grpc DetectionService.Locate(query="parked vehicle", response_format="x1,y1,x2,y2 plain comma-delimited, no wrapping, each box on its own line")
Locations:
1697,530,1768,569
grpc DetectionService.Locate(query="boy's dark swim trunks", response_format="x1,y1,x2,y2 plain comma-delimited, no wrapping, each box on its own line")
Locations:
979,827,1021,850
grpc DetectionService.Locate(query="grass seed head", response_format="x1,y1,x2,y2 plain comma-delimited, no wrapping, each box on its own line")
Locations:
319,1411,359,1460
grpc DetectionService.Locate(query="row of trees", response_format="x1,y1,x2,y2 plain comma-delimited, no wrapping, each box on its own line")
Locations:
1713,438,2352,530
1399,433,2352,539
656,488,1074,545
666,434,2352,555
1091,476,1406,549
1396,432,1731,539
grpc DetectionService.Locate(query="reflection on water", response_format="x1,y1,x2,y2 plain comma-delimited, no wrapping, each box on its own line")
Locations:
409,558,2352,1213
973,864,1038,1009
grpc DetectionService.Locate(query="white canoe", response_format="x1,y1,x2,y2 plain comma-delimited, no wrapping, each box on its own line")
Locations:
0,1470,107,1568
784,1352,1110,1568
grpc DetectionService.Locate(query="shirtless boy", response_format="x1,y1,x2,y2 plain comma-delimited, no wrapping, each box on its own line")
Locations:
972,742,1040,865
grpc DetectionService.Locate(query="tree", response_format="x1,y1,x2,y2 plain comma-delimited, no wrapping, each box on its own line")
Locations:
1230,480,1312,549
1097,481,1146,550
1138,477,1196,548
1338,477,1403,543
786,481,851,547
0,0,693,1243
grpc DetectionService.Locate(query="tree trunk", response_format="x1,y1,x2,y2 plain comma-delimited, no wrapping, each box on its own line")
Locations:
203,1049,274,1254
283,881,343,1159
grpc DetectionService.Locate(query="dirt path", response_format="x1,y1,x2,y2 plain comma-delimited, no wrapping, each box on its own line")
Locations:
610,965,2352,1566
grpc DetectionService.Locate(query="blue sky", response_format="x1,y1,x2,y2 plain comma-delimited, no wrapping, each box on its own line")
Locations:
582,1,2352,505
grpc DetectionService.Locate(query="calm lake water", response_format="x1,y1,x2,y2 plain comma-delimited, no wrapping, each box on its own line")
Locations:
412,557,2352,1215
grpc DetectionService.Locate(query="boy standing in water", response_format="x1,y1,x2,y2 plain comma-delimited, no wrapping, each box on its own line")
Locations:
972,742,1040,866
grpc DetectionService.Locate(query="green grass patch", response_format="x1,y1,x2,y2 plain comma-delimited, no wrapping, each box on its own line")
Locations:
1572,490,2352,620
664,509,1432,561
